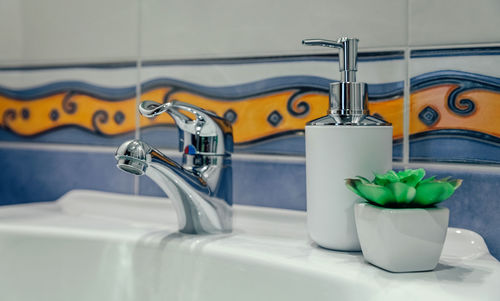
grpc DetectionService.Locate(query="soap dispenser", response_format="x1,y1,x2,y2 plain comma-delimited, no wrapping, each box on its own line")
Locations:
303,37,392,251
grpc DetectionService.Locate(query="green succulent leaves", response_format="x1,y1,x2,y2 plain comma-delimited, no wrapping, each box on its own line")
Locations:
345,168,462,208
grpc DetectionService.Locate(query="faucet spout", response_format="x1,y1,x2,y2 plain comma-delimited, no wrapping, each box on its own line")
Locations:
116,139,232,234
116,100,233,234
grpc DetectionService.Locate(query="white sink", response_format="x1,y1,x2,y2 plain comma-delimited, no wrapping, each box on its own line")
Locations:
0,190,499,301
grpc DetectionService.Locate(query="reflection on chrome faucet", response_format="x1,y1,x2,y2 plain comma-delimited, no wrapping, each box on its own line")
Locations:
115,100,233,234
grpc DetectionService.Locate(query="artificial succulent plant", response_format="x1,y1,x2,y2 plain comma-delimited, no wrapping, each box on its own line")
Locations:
345,168,462,208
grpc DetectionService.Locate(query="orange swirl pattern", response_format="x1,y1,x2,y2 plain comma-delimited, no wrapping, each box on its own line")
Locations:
0,93,137,136
2,83,499,144
0,87,404,144
141,89,404,142
410,84,500,137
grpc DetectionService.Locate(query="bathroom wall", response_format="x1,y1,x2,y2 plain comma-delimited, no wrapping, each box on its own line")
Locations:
0,0,499,258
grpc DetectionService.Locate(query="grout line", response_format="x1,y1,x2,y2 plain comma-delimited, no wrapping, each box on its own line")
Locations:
232,152,305,163
406,0,410,47
351,42,500,53
408,42,500,50
133,0,143,196
135,0,142,142
135,65,141,141
0,142,116,153
392,161,500,173
402,0,410,168
403,49,411,166
0,57,139,69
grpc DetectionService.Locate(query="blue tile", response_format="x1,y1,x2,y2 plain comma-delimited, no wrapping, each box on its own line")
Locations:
0,148,134,205
139,176,165,198
410,135,500,164
392,140,403,162
232,159,306,210
139,127,180,150
425,167,500,260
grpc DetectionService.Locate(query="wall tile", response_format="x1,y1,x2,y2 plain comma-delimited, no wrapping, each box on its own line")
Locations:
0,0,138,65
138,54,405,158
141,0,407,60
0,0,23,61
0,65,138,146
0,148,134,204
409,48,500,164
409,0,500,46
232,159,306,210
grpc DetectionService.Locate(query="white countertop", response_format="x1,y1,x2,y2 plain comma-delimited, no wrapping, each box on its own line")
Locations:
0,190,498,301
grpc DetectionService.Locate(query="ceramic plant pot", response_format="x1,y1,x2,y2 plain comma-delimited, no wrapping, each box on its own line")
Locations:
354,202,449,273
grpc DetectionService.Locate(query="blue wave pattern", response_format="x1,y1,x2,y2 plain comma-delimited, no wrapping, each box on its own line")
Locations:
411,70,500,92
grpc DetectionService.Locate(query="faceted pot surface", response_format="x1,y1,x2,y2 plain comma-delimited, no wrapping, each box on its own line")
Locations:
354,203,449,272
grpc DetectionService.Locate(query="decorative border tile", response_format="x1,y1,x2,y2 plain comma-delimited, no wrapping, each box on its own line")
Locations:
410,49,500,164
1,53,405,156
138,76,404,148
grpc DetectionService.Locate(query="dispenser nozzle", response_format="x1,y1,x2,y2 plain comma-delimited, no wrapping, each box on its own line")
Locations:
302,37,359,82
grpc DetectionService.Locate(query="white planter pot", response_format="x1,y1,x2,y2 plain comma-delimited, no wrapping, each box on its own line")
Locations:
354,203,449,273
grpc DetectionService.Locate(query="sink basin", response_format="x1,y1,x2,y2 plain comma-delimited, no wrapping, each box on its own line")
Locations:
0,190,499,301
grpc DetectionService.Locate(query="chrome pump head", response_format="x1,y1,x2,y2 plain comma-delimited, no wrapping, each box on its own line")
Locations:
302,37,390,126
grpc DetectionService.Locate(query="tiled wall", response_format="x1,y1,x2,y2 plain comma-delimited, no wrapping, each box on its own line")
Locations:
0,0,499,259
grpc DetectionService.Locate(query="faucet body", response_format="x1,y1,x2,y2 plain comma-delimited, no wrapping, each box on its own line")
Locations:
116,100,233,234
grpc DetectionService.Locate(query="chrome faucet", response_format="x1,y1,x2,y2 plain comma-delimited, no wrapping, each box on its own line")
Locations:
115,100,233,234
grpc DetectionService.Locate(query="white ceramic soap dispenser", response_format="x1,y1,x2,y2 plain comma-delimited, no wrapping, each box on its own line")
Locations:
303,37,393,251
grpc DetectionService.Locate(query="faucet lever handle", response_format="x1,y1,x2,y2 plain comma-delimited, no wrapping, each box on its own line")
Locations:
139,100,169,117
139,100,233,155
140,100,206,122
140,100,208,134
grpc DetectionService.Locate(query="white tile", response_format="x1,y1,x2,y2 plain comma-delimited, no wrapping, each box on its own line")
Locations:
0,55,404,90
141,0,407,60
0,0,139,65
139,57,404,88
0,0,23,62
0,67,139,89
410,52,500,78
409,0,500,46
